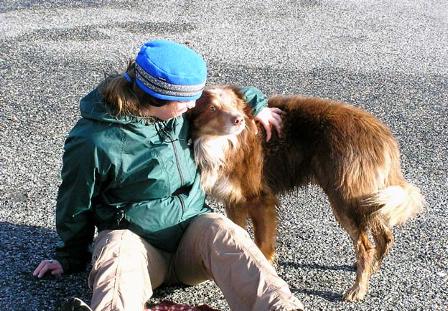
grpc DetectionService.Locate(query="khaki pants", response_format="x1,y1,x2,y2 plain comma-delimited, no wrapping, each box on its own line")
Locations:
88,213,304,311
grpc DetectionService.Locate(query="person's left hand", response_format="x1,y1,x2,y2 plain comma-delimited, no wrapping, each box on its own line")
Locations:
254,107,284,141
33,259,63,278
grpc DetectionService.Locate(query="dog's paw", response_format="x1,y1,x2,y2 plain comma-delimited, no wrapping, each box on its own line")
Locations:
343,285,367,301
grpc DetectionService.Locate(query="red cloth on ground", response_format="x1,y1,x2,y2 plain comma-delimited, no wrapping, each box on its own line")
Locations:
146,300,220,311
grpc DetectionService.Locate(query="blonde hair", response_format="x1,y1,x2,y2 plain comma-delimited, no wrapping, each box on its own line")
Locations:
99,60,167,117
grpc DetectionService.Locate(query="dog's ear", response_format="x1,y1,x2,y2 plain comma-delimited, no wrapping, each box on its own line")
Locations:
187,90,212,120
196,89,212,108
228,85,246,101
224,86,255,118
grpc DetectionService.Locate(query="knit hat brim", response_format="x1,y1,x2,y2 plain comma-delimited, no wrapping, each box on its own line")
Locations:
136,79,204,101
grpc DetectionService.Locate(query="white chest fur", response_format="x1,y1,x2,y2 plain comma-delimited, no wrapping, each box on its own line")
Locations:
194,135,244,203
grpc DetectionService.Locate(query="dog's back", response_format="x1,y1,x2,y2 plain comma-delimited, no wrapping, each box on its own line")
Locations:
266,96,401,198
266,95,423,224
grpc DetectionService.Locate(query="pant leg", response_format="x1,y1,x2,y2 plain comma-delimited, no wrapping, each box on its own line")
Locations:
172,213,304,311
88,229,169,311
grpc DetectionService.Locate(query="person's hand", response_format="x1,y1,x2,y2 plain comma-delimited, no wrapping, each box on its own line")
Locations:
254,107,284,141
33,259,63,278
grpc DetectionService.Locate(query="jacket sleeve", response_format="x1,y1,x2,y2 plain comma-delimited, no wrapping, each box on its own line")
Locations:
54,134,102,274
240,86,268,116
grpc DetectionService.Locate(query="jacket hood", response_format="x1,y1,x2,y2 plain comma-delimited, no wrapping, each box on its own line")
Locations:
80,87,159,126
80,88,128,124
79,87,185,143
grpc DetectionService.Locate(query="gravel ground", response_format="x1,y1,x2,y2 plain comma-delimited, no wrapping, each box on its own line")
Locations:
1,0,447,310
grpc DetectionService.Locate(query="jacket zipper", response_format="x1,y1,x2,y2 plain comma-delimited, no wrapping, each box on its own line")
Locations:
177,194,185,214
165,131,185,188
159,121,186,215
167,132,186,214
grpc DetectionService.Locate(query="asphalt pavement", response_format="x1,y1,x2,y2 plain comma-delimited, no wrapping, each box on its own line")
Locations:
1,0,447,310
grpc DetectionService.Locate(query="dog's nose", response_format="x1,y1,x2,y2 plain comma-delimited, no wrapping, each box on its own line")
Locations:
233,116,244,125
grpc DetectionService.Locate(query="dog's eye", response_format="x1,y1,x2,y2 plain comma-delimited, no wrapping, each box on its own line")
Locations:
209,105,216,112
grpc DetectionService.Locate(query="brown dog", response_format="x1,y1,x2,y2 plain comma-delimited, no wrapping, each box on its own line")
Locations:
189,85,424,301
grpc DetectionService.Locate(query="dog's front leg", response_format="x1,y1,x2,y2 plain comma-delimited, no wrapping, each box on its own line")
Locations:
225,203,249,229
247,191,279,263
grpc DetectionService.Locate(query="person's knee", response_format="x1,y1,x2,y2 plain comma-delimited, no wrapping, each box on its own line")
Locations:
196,213,251,244
92,230,148,274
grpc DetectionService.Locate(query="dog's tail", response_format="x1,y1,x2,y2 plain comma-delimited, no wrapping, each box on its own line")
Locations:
362,183,425,227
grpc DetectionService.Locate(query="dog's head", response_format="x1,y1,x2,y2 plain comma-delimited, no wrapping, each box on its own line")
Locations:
189,85,252,137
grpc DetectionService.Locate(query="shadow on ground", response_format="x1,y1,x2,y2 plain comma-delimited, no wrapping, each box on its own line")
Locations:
0,222,91,310
278,260,354,302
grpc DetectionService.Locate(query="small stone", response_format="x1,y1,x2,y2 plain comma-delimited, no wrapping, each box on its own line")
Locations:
436,271,447,278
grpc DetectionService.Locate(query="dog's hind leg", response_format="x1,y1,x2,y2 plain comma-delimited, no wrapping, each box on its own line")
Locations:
327,195,376,301
343,227,376,301
327,197,359,267
247,191,278,262
370,217,394,273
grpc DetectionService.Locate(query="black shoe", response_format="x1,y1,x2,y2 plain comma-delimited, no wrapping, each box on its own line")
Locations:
60,297,92,311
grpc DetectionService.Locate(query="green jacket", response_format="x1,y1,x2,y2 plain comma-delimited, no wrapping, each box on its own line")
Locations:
54,85,267,273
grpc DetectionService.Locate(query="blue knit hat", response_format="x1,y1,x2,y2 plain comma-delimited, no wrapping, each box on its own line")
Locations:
133,39,207,102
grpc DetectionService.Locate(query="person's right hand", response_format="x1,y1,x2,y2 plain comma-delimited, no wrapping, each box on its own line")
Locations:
33,259,64,278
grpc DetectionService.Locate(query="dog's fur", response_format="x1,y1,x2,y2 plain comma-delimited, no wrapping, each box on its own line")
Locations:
189,85,424,301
